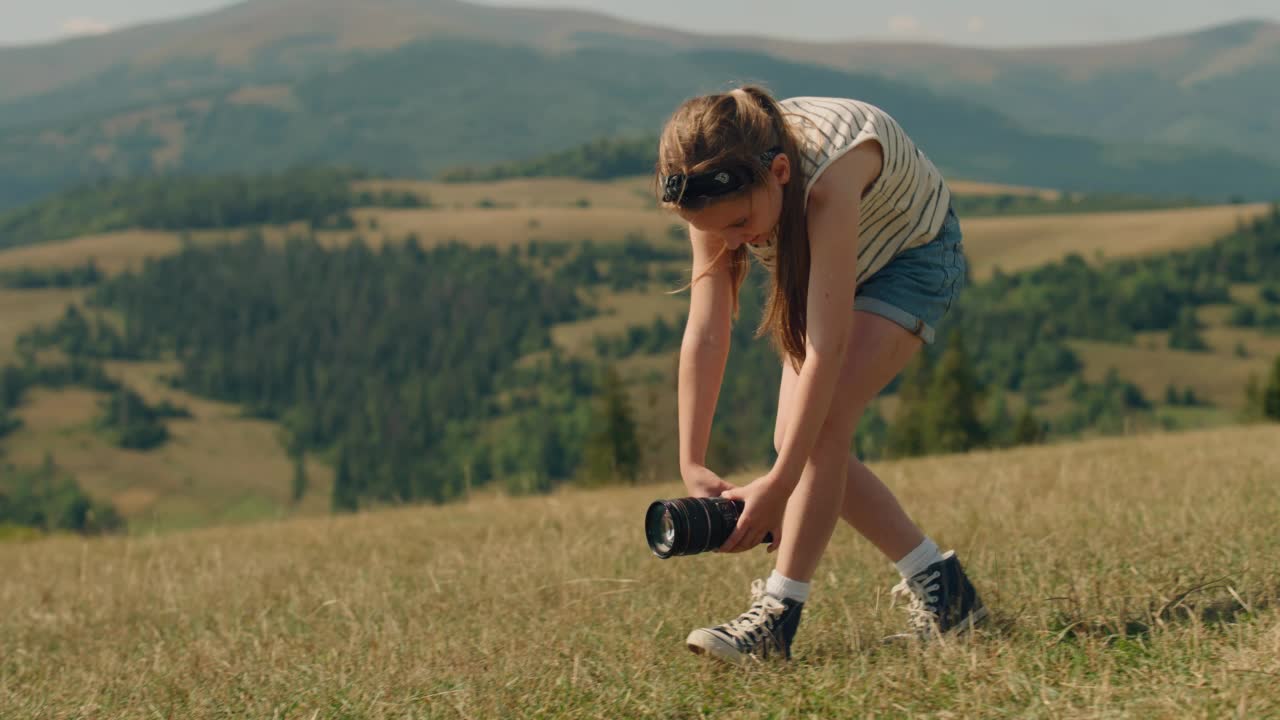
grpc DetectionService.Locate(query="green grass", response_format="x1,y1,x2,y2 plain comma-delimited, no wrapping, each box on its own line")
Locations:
2,424,1278,717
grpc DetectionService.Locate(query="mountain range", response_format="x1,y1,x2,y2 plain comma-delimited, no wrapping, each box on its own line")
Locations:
0,0,1276,210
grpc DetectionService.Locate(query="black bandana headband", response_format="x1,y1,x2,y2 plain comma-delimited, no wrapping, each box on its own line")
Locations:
661,146,783,207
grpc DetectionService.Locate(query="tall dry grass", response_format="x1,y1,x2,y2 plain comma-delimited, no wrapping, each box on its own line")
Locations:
2,424,1278,718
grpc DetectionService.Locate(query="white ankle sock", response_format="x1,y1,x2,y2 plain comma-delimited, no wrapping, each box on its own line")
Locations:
894,537,944,579
765,569,810,604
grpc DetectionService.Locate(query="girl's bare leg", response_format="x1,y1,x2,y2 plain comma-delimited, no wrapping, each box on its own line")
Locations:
838,456,924,562
771,311,923,582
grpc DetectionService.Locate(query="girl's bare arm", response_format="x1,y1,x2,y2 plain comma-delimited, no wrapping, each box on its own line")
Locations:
677,225,734,483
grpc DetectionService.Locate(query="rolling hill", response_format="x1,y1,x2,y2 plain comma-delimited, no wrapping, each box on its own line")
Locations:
1,171,1275,530
3,423,1278,716
757,19,1280,163
0,1,1277,210
0,2,1275,153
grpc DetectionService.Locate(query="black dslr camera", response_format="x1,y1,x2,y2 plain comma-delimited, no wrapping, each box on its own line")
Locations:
645,497,773,558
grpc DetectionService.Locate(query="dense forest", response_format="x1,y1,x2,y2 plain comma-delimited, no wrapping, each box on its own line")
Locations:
637,204,1280,467
4,204,1278,517
0,167,360,249
0,454,122,535
0,154,1277,520
19,234,601,508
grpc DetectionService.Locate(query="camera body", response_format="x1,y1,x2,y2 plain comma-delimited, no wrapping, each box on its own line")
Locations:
645,496,773,558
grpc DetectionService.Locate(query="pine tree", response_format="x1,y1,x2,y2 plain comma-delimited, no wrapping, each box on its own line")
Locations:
926,333,986,454
985,388,1012,448
1013,406,1044,445
1264,355,1280,421
1242,373,1263,421
580,364,640,485
854,400,889,460
331,446,358,512
886,352,932,458
291,450,308,505
1168,306,1208,351
535,419,567,491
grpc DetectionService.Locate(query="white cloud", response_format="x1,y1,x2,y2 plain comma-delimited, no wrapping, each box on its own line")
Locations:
61,17,115,38
967,16,987,33
887,15,922,34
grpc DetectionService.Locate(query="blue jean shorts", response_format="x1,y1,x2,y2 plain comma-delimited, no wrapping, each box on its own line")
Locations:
854,205,966,344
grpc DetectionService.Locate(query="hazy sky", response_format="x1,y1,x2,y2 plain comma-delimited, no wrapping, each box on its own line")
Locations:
2,0,1277,48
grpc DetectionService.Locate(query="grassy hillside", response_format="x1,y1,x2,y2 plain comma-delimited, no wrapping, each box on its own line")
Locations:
773,20,1280,164
3,176,1266,278
3,361,335,532
3,34,1278,211
2,0,1275,165
0,174,1275,531
2,425,1277,717
962,203,1273,280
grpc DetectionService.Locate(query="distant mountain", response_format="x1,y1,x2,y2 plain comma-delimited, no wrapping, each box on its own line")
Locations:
2,0,1275,161
0,1,1276,209
757,20,1280,163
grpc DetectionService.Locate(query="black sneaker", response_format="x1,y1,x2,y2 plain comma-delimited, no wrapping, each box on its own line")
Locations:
686,579,804,664
887,550,987,642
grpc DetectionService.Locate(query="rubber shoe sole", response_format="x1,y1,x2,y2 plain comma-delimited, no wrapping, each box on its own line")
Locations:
685,628,752,665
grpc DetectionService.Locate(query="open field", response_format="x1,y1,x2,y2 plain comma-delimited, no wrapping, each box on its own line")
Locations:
354,176,1062,207
0,230,186,274
948,179,1062,200
1,180,1274,536
2,425,1278,718
0,287,87,364
4,174,1267,281
349,206,681,249
960,203,1273,280
4,360,333,532
1069,331,1279,411
353,176,657,209
551,284,689,355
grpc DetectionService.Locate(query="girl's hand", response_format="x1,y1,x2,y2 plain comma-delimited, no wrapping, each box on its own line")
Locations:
719,475,788,554
682,465,736,499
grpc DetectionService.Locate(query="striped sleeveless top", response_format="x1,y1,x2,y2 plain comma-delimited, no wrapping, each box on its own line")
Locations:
745,96,952,285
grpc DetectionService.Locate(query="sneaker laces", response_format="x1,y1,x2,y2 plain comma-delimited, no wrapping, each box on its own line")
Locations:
720,579,787,647
891,569,942,635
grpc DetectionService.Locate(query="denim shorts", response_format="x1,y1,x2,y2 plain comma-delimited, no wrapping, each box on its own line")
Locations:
854,204,966,344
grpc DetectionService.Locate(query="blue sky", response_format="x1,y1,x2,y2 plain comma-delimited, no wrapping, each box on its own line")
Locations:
3,0,1277,47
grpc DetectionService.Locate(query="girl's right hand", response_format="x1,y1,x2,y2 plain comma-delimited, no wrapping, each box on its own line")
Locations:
682,465,736,498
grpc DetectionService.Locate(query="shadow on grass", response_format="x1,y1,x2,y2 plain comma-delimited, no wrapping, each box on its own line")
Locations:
1047,575,1275,645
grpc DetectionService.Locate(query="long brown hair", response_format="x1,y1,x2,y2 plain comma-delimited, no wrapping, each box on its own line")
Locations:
655,84,811,372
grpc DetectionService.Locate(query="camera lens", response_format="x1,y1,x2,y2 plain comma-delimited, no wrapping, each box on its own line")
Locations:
659,510,675,549
645,502,678,556
644,496,773,558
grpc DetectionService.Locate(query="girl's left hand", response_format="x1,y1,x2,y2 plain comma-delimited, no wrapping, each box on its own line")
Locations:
718,475,789,554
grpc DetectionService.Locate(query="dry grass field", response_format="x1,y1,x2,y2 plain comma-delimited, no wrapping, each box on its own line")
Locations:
0,230,187,274
354,177,1060,208
948,180,1062,200
1,177,1274,535
4,183,1265,285
348,206,680,250
4,360,334,532
550,285,690,355
0,287,87,365
353,177,657,209
2,424,1278,718
1068,337,1271,411
960,203,1273,280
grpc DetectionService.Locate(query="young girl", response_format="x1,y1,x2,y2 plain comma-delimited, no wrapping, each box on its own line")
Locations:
658,85,986,665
